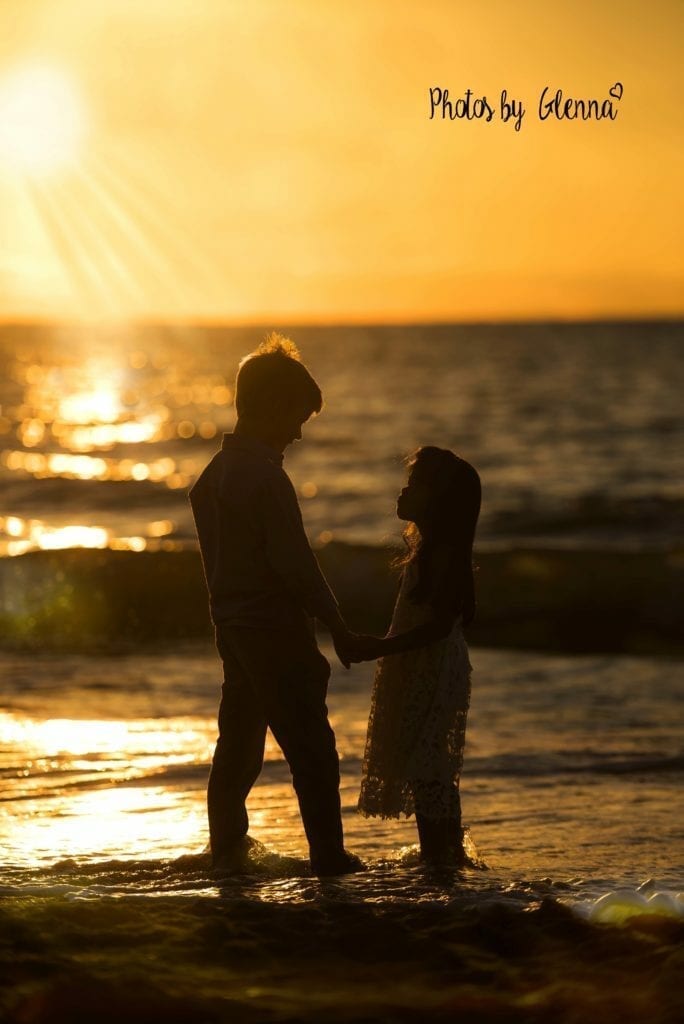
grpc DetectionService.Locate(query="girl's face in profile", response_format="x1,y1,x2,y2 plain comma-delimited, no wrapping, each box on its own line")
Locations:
396,467,431,523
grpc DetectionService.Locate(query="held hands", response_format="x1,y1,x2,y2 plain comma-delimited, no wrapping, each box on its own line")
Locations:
332,629,353,670
345,633,386,663
332,628,386,668
329,608,387,668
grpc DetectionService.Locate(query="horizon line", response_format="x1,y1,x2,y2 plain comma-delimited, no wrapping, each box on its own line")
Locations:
1,312,683,330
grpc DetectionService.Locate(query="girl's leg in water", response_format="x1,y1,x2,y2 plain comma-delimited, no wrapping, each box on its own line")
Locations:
446,783,463,852
415,812,447,861
413,782,463,863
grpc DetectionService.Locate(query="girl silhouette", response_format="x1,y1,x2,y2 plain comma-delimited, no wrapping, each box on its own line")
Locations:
355,446,481,864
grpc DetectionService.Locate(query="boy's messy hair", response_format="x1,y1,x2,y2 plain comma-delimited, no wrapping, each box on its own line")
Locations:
235,332,323,420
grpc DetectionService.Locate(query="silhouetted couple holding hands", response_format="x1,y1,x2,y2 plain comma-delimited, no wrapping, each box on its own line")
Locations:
190,336,480,875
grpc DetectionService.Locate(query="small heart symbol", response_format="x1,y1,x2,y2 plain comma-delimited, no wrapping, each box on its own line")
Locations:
609,82,623,100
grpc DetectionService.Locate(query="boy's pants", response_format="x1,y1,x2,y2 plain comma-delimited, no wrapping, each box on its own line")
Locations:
209,620,345,864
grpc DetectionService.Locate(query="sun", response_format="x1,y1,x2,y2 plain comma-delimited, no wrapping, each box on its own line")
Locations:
0,63,87,177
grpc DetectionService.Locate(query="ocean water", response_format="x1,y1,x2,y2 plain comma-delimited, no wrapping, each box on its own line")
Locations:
1,321,683,1021
2,642,683,1021
2,641,682,895
1,320,682,554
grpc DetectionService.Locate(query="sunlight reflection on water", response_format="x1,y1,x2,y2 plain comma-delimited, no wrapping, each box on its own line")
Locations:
1,323,682,554
0,646,681,904
11,787,207,867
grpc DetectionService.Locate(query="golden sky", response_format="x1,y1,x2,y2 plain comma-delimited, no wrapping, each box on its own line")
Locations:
0,0,682,322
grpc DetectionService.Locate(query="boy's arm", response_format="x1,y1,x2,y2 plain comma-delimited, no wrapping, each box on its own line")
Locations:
259,470,355,659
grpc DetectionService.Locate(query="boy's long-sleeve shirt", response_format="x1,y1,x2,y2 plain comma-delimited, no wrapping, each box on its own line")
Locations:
189,433,338,629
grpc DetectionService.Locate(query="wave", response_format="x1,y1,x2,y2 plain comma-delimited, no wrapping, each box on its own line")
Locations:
1,542,682,656
3,472,681,542
6,750,681,812
1,474,176,510
466,752,684,778
2,839,680,922
485,492,684,546
575,879,684,924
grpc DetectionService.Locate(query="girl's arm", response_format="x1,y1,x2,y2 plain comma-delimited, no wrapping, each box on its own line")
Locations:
351,608,454,661
350,544,470,662
384,606,457,654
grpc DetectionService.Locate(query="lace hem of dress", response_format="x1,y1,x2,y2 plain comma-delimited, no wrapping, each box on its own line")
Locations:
358,701,469,821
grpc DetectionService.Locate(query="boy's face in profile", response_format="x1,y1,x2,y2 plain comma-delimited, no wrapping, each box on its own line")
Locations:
271,402,313,453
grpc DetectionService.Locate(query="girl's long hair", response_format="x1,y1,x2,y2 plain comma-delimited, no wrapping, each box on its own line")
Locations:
400,446,481,624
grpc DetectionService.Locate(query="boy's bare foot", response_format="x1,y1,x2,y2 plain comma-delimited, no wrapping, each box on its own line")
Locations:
212,835,261,873
311,849,366,877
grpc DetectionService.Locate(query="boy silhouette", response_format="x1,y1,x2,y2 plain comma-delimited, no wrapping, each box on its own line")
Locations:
189,334,362,876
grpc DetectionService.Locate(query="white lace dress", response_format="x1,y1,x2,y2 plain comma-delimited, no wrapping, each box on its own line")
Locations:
358,560,472,820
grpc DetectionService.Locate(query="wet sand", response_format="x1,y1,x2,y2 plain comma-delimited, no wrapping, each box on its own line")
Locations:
3,875,682,1024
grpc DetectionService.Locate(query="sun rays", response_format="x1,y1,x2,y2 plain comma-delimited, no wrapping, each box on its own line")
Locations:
0,60,232,319
14,148,226,318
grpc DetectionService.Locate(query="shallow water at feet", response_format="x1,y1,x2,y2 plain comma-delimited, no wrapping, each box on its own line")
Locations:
1,644,682,911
